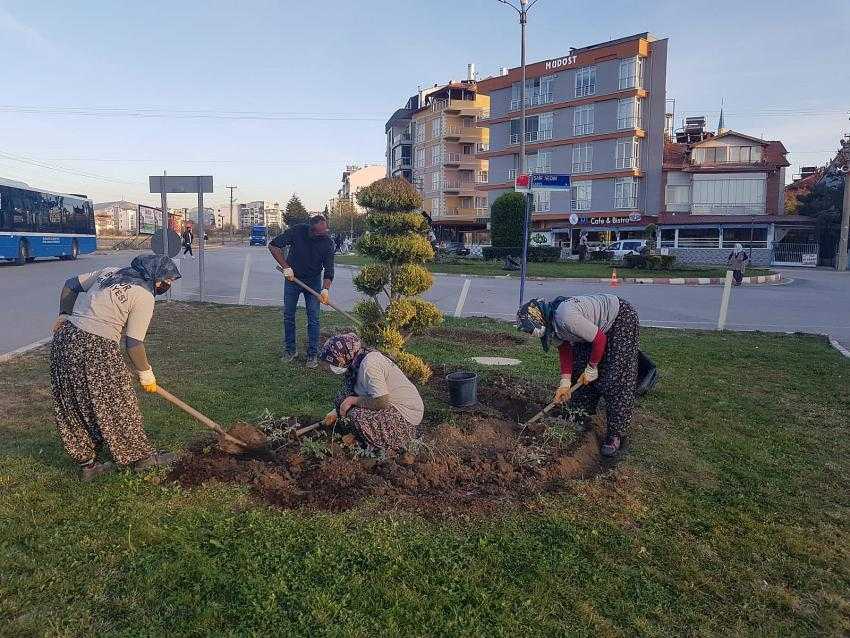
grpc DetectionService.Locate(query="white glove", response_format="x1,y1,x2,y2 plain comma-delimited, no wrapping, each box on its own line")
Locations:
282,267,294,281
554,376,572,404
138,368,157,393
579,365,599,385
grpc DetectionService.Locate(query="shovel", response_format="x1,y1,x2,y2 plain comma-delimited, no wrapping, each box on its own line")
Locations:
275,265,362,327
521,381,583,428
155,386,267,454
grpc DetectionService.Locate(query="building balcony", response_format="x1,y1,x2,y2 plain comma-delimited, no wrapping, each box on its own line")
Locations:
443,153,480,167
394,156,412,169
509,92,554,111
443,180,478,193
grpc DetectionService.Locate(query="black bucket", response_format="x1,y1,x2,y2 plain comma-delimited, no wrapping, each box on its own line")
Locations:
446,371,478,408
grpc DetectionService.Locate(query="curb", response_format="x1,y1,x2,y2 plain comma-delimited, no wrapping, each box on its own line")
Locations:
829,337,850,359
0,337,51,364
334,263,782,286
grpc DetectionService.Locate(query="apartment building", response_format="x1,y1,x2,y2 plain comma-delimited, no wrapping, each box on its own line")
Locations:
386,94,418,183
337,164,385,215
238,201,283,229
94,200,137,234
412,74,490,240
658,118,812,266
476,33,667,248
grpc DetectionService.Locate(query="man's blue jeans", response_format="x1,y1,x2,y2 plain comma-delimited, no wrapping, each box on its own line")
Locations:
283,276,321,357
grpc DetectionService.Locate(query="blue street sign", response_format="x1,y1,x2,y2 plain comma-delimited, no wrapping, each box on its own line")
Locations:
531,173,571,190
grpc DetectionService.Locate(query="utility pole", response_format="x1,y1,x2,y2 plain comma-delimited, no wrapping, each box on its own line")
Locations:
837,135,849,272
226,185,237,241
498,0,540,306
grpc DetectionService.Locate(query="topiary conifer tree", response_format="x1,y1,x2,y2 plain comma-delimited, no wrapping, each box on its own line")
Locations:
353,178,442,383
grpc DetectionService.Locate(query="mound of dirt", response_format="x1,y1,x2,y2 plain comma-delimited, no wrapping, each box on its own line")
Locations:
169,376,615,514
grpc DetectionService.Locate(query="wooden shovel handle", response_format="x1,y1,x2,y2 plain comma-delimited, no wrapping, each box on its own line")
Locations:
275,266,362,327
155,386,249,449
523,382,583,426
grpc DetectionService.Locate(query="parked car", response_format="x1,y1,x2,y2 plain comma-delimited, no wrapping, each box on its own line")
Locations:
441,241,470,256
603,239,647,260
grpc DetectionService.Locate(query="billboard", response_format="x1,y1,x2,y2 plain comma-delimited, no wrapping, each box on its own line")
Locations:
138,204,161,236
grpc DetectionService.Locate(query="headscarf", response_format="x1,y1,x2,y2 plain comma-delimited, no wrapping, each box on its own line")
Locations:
734,243,744,255
516,296,569,352
319,332,374,395
99,254,182,294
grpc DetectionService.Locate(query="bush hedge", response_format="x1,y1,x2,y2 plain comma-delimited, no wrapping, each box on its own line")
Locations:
623,254,676,270
482,246,561,262
490,193,526,248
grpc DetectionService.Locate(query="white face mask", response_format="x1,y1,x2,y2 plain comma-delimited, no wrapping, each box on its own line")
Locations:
531,326,546,338
329,365,347,375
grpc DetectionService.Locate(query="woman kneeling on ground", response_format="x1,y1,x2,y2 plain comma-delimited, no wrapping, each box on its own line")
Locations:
318,333,423,451
50,254,181,480
516,293,640,457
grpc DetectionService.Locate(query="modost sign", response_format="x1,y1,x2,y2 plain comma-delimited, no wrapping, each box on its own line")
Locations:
544,55,578,71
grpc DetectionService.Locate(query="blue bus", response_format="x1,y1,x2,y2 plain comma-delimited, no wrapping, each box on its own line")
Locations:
0,178,96,265
249,224,268,246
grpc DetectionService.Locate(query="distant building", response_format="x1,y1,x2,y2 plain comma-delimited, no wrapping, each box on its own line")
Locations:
658,120,817,266
411,70,490,241
238,201,283,229
337,164,385,216
386,93,433,183
95,200,138,234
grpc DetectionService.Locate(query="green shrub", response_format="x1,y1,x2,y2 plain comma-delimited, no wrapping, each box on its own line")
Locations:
590,250,613,261
352,177,442,383
527,246,561,262
482,246,522,260
490,192,526,248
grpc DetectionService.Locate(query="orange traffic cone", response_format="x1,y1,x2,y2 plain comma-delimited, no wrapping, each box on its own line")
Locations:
610,269,619,287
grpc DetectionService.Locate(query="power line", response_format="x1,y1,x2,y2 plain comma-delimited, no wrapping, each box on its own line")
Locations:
0,105,386,121
0,150,141,186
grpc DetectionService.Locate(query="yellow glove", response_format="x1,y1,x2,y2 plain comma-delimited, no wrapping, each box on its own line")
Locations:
320,288,330,305
553,377,572,404
52,316,68,334
138,368,157,393
579,365,599,386
322,410,338,427
282,267,295,281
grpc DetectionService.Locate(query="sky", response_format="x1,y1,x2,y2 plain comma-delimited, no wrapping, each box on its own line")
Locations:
0,0,847,221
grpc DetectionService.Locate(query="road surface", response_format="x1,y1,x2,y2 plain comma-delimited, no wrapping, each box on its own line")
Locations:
2,246,849,357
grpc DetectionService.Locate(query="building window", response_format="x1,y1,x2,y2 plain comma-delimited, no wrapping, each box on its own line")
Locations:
574,104,594,136
722,227,768,249
617,98,641,129
572,143,592,173
614,177,639,209
533,190,551,213
431,145,441,166
532,150,552,174
665,185,691,205
431,172,440,192
432,118,442,138
660,228,676,247
677,227,720,248
575,67,596,97
537,112,553,141
431,198,441,216
692,145,763,165
477,170,489,184
414,122,424,143
692,178,766,214
510,75,556,110
475,196,488,211
618,57,643,90
572,180,592,211
615,137,640,169
510,113,553,144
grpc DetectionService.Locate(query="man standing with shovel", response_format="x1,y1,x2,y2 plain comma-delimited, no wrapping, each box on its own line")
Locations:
269,214,335,368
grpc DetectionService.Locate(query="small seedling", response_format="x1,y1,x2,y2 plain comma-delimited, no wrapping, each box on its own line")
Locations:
300,437,330,460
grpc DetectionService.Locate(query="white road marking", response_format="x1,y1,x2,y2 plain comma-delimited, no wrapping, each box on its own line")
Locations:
829,337,850,359
0,336,51,363
238,253,253,305
454,278,472,318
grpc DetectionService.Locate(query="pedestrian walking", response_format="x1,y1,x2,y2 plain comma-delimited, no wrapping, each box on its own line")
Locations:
49,254,182,480
334,233,343,253
182,225,194,258
268,214,335,368
516,294,640,457
727,243,749,286
578,233,588,262
318,333,423,451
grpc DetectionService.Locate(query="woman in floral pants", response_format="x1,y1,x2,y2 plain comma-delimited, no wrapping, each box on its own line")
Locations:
517,294,640,457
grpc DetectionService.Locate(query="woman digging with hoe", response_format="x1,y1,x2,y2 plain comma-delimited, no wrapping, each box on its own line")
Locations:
50,254,182,480
516,294,640,457
317,333,424,452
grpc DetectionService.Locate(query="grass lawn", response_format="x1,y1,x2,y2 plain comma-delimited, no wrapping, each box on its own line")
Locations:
1,303,848,636
335,254,773,280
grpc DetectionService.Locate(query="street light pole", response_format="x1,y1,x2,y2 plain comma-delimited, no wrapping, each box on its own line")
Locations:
498,0,540,306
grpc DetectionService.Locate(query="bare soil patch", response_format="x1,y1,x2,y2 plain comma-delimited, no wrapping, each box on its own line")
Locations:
417,327,525,348
169,374,614,514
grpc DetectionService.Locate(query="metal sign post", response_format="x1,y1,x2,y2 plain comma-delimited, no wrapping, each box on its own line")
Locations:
515,173,571,305
149,175,214,302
